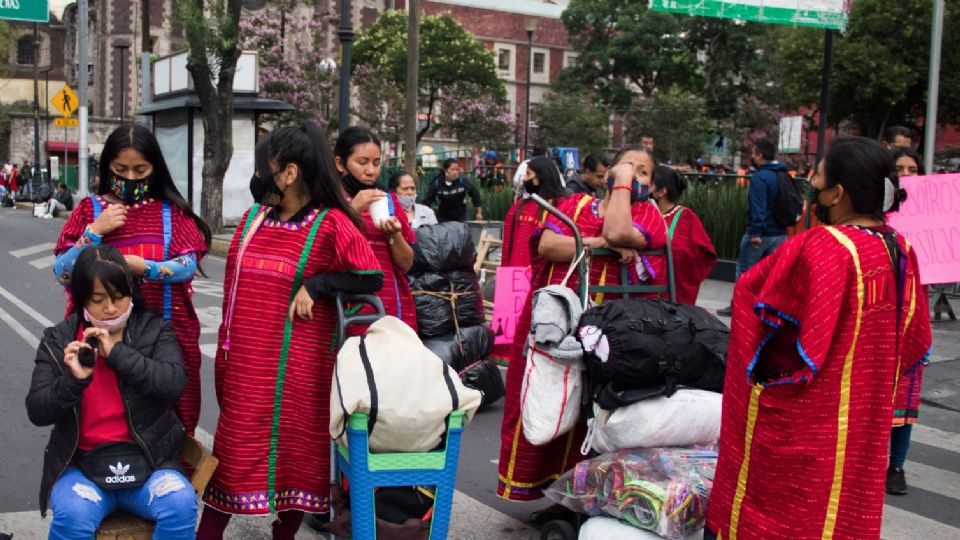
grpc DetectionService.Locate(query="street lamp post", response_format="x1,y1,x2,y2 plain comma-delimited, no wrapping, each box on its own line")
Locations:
32,23,41,192
41,66,52,157
114,43,130,121
523,18,536,161
337,0,353,133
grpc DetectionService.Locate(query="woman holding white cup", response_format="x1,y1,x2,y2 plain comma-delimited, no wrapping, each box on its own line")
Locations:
334,127,419,333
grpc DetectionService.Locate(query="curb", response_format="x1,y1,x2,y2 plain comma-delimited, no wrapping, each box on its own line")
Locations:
210,236,231,258
12,201,71,220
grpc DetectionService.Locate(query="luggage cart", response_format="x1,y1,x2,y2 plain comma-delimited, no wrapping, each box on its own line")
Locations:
330,293,465,540
527,194,677,540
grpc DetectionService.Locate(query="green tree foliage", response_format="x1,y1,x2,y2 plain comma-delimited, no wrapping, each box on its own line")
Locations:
353,11,507,144
771,0,960,138
534,88,610,154
627,87,712,164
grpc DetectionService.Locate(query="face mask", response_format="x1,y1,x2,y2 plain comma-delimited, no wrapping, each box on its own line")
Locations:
523,180,539,195
397,195,417,210
606,177,650,203
112,173,151,205
84,300,134,333
343,172,378,197
809,188,833,225
883,176,908,213
250,172,286,206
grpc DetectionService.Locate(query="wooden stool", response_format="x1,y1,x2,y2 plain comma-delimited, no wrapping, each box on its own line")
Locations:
95,436,218,539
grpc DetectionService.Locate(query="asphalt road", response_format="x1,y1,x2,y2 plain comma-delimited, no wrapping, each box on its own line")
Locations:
0,205,958,539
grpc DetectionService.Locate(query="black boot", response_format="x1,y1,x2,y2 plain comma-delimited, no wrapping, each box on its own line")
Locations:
886,466,907,495
717,305,733,317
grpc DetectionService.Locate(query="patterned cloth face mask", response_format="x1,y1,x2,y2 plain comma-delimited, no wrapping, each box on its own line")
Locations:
112,172,152,205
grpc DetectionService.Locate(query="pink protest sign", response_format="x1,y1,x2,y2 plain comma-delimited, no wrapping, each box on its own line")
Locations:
492,266,533,346
887,174,960,285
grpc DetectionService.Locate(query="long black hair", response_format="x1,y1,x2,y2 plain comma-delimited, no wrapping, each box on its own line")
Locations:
890,146,925,175
98,125,212,250
652,165,687,202
526,156,566,202
71,245,143,318
257,122,362,228
823,136,898,221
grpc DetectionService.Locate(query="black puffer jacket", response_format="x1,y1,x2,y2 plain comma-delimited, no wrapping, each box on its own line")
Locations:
25,310,187,516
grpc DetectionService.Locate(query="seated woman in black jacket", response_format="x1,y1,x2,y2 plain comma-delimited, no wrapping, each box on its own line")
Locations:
26,245,197,539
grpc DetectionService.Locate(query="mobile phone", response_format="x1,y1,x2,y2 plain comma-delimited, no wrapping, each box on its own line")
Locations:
77,337,99,368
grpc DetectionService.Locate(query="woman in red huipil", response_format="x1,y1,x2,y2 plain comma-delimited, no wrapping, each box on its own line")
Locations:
54,125,209,435
197,124,383,539
705,137,931,540
650,165,717,304
334,126,418,334
491,156,569,365
498,145,667,507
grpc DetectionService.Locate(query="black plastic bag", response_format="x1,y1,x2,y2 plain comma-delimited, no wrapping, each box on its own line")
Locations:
410,271,484,338
412,222,476,273
459,360,505,409
422,326,494,372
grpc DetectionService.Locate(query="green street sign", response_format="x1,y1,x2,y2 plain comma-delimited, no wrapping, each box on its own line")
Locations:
0,0,50,23
650,0,849,31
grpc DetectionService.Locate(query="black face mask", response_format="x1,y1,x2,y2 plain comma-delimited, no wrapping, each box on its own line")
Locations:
523,179,539,194
249,172,285,206
809,188,833,225
112,172,152,205
342,172,379,198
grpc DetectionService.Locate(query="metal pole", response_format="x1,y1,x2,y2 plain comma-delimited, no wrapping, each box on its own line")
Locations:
118,45,128,121
923,0,944,173
78,0,90,198
44,69,50,152
64,125,68,189
33,23,41,194
404,0,420,177
337,0,353,133
523,29,533,161
814,29,833,167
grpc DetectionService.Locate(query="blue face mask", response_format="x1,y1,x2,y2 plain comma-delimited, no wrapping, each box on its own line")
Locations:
606,176,650,203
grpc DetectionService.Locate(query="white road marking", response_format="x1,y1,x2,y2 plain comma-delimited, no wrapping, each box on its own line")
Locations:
9,242,56,258
0,285,55,327
28,254,56,269
0,303,40,348
882,504,960,540
904,460,960,500
912,424,960,453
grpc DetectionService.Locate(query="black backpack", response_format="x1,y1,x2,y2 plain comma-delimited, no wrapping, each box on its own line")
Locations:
771,171,804,227
578,298,728,405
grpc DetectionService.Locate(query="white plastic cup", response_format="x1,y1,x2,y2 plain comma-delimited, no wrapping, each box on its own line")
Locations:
368,195,390,225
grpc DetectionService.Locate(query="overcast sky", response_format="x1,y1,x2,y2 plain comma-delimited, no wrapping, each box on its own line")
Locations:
50,0,69,19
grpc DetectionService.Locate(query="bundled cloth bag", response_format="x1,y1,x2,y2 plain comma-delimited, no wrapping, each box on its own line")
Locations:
520,283,586,446
330,316,482,453
579,517,704,540
411,222,476,274
409,271,485,338
421,326,494,372
587,389,722,454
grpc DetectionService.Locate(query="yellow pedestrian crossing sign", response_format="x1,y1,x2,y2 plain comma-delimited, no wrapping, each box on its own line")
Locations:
51,85,79,118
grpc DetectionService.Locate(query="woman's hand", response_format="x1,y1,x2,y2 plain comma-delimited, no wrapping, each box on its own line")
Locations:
377,217,403,238
610,246,640,265
84,327,117,358
585,237,608,250
349,189,385,213
607,162,637,188
90,204,127,236
124,255,147,277
63,341,94,380
288,286,314,321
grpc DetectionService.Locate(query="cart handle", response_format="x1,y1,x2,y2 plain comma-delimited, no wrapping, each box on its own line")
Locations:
529,194,588,302
335,293,386,344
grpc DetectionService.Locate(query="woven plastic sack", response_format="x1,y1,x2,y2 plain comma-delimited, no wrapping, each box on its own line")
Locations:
544,446,717,539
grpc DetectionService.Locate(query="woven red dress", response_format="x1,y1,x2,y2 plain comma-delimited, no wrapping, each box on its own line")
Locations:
491,197,551,365
706,225,931,540
55,195,208,434
662,205,717,304
205,206,381,515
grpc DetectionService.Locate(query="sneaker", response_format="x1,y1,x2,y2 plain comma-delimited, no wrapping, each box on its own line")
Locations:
886,467,907,495
41,213,53,219
716,305,733,317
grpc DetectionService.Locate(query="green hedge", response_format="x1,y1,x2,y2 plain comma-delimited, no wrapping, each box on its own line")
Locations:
679,175,748,261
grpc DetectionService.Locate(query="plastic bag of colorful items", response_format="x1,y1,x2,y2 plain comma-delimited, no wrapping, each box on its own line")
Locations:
543,445,718,539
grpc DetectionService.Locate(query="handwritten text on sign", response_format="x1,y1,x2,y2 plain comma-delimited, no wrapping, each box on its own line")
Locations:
492,266,533,346
887,174,960,285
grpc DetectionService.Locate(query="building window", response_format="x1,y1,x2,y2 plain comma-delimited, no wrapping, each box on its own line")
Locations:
533,51,546,74
498,48,511,71
563,52,579,69
17,36,35,65
531,48,550,84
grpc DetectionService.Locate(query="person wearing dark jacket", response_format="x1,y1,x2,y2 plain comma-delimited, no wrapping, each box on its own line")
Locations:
422,158,483,222
26,245,196,539
718,138,788,316
565,153,608,196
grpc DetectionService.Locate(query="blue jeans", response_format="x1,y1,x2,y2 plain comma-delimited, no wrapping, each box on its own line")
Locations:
48,467,197,540
735,233,787,280
890,424,913,468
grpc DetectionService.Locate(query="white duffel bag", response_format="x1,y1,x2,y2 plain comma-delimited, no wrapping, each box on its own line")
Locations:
520,334,583,446
330,316,482,452
579,517,704,540
588,389,721,454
